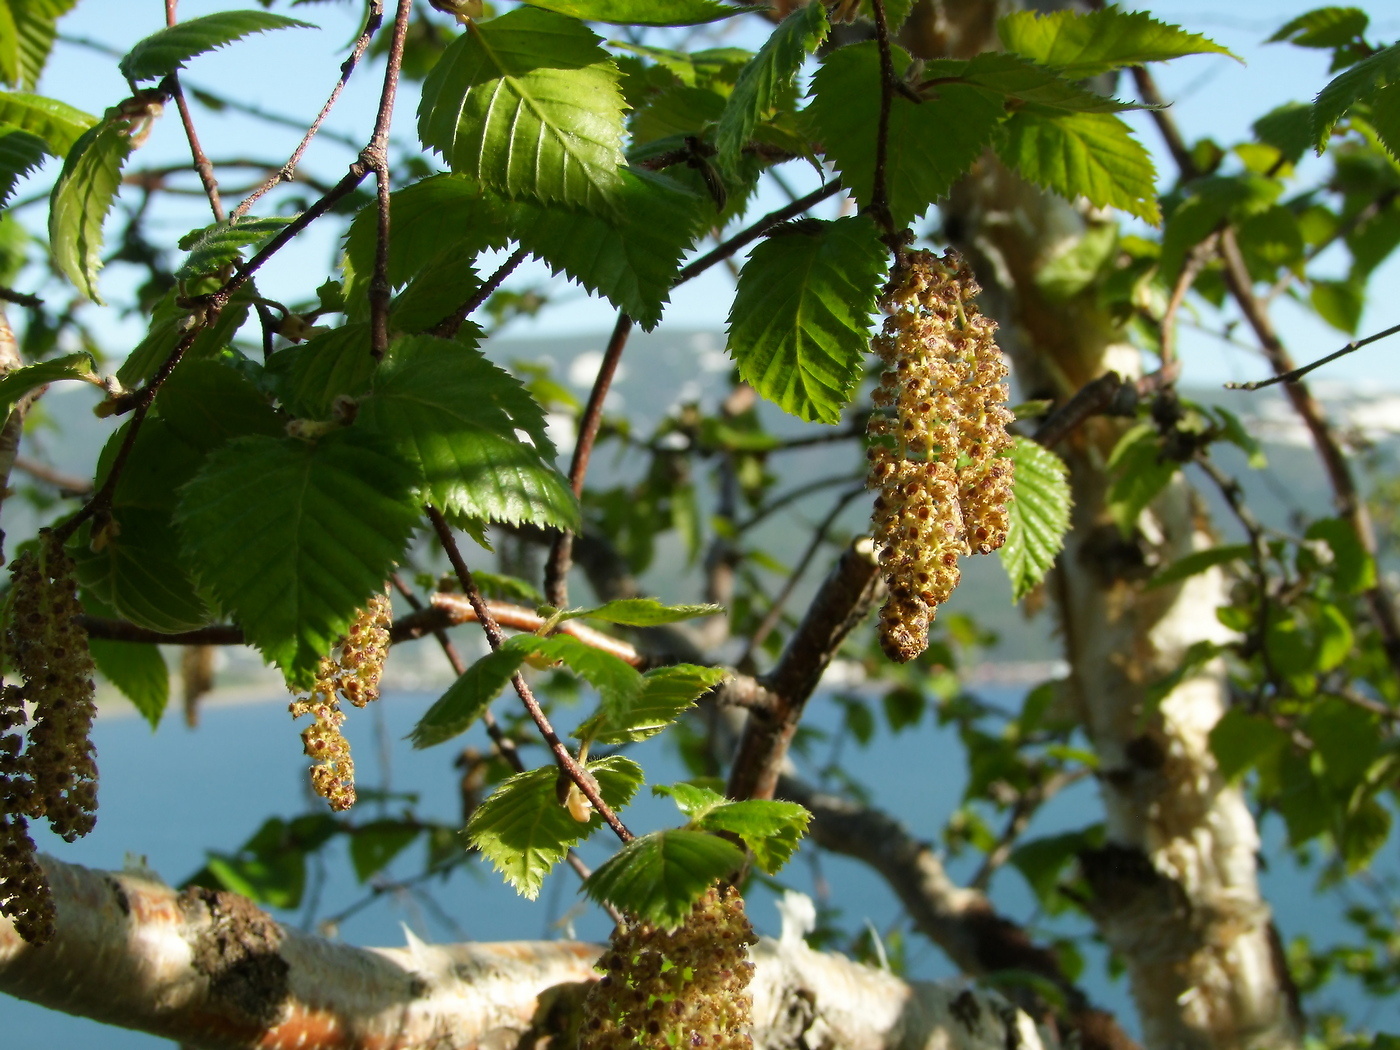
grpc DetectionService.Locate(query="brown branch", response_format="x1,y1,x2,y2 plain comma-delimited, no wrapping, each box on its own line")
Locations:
726,539,882,802
1159,235,1216,380
426,506,632,843
1224,321,1400,391
364,0,413,360
0,286,41,308
867,0,898,237
231,1,386,220
164,0,225,222
430,246,530,339
10,455,91,496
1029,371,1136,447
675,180,843,286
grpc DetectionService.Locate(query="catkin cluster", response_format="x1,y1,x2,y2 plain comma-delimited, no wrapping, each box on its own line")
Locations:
866,250,1014,662
289,592,391,812
580,885,758,1050
0,531,99,943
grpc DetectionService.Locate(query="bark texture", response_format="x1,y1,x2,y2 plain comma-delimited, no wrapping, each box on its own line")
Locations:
2,855,1055,1050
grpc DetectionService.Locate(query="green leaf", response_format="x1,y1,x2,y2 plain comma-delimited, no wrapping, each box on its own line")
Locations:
803,42,1004,228
1010,829,1098,912
512,632,643,711
1034,221,1117,300
563,597,723,626
1106,423,1176,534
651,782,726,820
1306,517,1376,595
119,10,315,82
695,799,808,874
1209,707,1290,783
1147,544,1251,590
88,638,168,729
156,358,283,453
1369,82,1400,162
0,91,94,155
926,52,1138,113
357,334,579,530
206,849,305,910
349,820,420,882
176,215,295,280
1312,42,1400,151
467,754,643,899
587,664,727,744
1268,7,1369,49
418,7,627,213
726,215,886,424
511,167,706,330
1158,175,1280,282
2,0,77,90
1307,697,1378,793
520,0,758,26
410,642,530,749
581,829,745,928
0,122,45,205
117,281,257,387
715,2,827,167
1309,277,1364,334
998,437,1071,602
999,6,1236,79
1339,796,1390,874
0,350,95,414
175,430,421,689
48,118,136,302
1253,103,1316,166
267,323,378,420
999,108,1159,224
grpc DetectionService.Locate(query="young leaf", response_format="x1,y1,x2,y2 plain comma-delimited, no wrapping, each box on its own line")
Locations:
117,281,257,387
48,119,136,302
693,798,809,874
562,597,723,626
925,53,1137,114
582,829,745,928
1147,544,1251,590
467,755,643,899
0,91,95,155
349,820,420,883
357,334,580,530
1312,43,1400,152
418,7,627,213
119,10,315,82
175,430,422,689
803,42,1005,228
267,323,378,420
998,437,1071,602
410,642,532,749
0,123,46,205
521,1,759,26
0,350,95,414
176,215,295,280
586,664,727,744
998,108,1160,224
88,639,169,729
511,633,643,712
715,1,828,167
1269,7,1369,49
726,215,887,424
652,782,726,820
3,0,77,90
998,7,1236,79
511,167,706,331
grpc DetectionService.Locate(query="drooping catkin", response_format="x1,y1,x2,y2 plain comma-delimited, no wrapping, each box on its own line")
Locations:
866,250,1014,662
0,531,99,943
580,885,757,1050
289,592,391,812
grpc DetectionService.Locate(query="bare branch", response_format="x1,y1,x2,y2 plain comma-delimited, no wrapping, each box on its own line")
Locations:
1224,322,1400,391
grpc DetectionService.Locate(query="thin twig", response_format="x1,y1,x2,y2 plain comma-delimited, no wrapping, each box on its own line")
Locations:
426,506,633,843
675,180,843,285
365,0,413,360
1224,322,1400,391
165,0,224,222
13,455,91,496
1160,234,1216,380
232,0,386,219
430,246,530,339
866,0,898,236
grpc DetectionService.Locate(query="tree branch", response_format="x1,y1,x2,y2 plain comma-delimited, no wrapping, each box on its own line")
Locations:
1224,321,1400,391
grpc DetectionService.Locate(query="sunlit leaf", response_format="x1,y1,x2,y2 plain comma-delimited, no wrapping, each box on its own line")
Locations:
119,10,315,82
999,6,1236,79
48,118,136,302
581,829,744,928
998,437,1072,601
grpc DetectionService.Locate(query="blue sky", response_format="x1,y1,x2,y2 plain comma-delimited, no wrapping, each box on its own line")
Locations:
21,1,1400,391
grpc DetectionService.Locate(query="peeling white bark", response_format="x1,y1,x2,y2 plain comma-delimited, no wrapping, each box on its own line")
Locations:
1,856,1054,1050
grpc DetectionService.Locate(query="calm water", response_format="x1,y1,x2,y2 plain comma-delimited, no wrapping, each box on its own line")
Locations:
6,684,1385,1046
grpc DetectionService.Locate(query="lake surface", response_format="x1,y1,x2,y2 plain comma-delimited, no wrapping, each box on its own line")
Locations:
6,682,1387,1046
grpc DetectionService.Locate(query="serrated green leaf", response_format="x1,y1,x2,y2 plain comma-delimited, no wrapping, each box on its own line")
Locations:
177,215,295,280
0,91,94,155
2,0,76,90
1269,7,1369,48
582,829,745,928
117,280,257,387
715,2,827,167
411,642,530,749
175,430,421,688
925,52,1138,114
119,10,315,82
999,6,1236,80
0,122,44,205
1253,103,1315,166
512,632,643,711
563,597,723,626
1312,42,1400,151
1369,82,1400,161
726,215,886,424
0,5,16,87
1106,422,1176,534
48,118,136,302
388,253,482,335
0,350,94,414
587,664,726,744
512,167,705,331
156,358,283,453
652,781,726,820
418,7,627,213
88,638,169,729
357,334,579,530
1147,544,1250,590
267,322,377,420
695,798,809,874
349,819,420,882
998,437,1071,602
521,0,758,26
803,42,1004,228
468,755,643,898
999,107,1159,224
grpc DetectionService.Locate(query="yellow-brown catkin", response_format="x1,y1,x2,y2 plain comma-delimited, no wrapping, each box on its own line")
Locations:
289,592,392,812
867,250,1014,662
580,885,758,1050
0,531,99,943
